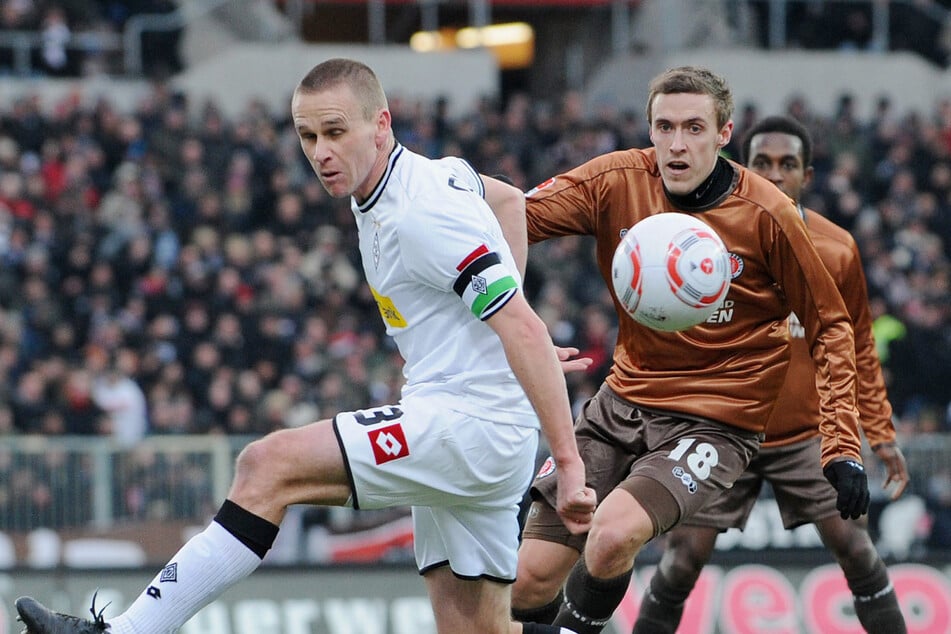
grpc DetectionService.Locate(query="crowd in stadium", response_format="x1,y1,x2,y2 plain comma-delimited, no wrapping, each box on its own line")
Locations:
0,77,950,546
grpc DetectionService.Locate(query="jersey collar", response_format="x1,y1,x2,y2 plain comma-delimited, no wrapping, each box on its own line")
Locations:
356,142,404,214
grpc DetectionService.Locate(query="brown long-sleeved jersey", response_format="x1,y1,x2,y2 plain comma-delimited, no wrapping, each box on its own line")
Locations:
764,207,895,449
525,147,864,465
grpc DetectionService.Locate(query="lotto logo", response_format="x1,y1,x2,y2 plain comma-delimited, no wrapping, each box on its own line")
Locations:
369,423,410,464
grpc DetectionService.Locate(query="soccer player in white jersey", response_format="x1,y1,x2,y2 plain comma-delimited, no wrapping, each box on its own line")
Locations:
14,58,596,634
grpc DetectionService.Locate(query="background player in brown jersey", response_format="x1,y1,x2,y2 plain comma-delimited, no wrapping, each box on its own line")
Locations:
504,67,871,634
631,115,910,634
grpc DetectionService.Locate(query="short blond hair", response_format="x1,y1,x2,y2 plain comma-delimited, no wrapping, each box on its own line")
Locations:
296,58,388,122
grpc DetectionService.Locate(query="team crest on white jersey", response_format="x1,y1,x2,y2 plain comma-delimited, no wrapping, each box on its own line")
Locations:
453,244,518,320
471,275,488,294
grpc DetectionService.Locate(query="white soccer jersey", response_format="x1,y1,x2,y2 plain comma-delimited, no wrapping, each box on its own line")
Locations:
351,143,538,428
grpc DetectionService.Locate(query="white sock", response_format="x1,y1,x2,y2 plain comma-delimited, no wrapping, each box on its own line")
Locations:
106,521,263,633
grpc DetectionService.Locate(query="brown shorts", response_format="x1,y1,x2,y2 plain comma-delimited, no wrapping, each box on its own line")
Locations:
685,435,838,531
523,384,761,551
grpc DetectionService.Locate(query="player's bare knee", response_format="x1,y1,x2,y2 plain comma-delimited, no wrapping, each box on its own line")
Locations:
585,522,642,576
232,436,286,499
512,563,561,608
663,546,706,585
833,532,878,570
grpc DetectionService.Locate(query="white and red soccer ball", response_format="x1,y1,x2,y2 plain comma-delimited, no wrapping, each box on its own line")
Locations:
611,213,731,332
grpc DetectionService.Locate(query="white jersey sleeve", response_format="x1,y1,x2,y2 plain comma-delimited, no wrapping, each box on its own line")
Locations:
435,156,486,198
400,191,518,320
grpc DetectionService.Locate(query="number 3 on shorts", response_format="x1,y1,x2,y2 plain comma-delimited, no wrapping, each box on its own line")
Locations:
352,406,404,427
666,438,719,480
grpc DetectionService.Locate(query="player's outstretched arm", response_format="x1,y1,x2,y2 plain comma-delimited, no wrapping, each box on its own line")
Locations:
486,291,596,533
837,252,910,501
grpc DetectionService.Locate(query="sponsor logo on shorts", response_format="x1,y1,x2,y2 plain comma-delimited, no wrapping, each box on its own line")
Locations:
369,423,410,464
672,466,698,494
535,456,556,479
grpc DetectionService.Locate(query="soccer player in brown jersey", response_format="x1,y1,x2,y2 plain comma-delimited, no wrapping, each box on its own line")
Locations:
629,115,909,634
503,67,871,634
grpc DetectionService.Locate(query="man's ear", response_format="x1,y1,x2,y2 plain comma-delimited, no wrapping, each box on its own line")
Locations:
376,109,392,149
803,165,815,189
717,120,734,148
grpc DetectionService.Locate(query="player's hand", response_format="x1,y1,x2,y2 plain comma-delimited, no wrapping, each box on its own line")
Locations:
823,459,870,520
873,442,910,500
553,458,597,535
555,346,594,374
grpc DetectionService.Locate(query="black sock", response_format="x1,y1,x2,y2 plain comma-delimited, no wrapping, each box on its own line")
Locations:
553,559,632,634
513,590,563,625
847,560,907,634
213,499,280,559
522,624,566,634
631,570,691,633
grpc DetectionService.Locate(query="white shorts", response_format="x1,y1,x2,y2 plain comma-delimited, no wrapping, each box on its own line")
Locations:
333,396,539,581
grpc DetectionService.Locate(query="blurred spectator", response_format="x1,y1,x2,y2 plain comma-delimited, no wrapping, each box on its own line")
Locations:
37,6,72,76
58,368,104,435
90,352,148,447
12,370,48,433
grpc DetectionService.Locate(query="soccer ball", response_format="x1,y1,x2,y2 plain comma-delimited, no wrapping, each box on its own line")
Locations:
611,213,731,332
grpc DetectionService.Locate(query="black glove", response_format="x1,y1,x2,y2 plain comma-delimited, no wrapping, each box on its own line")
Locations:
823,459,870,520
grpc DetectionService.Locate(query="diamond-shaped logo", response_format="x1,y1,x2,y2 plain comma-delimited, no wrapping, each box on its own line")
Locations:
160,562,178,583
369,423,410,464
376,432,402,455
471,275,487,294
